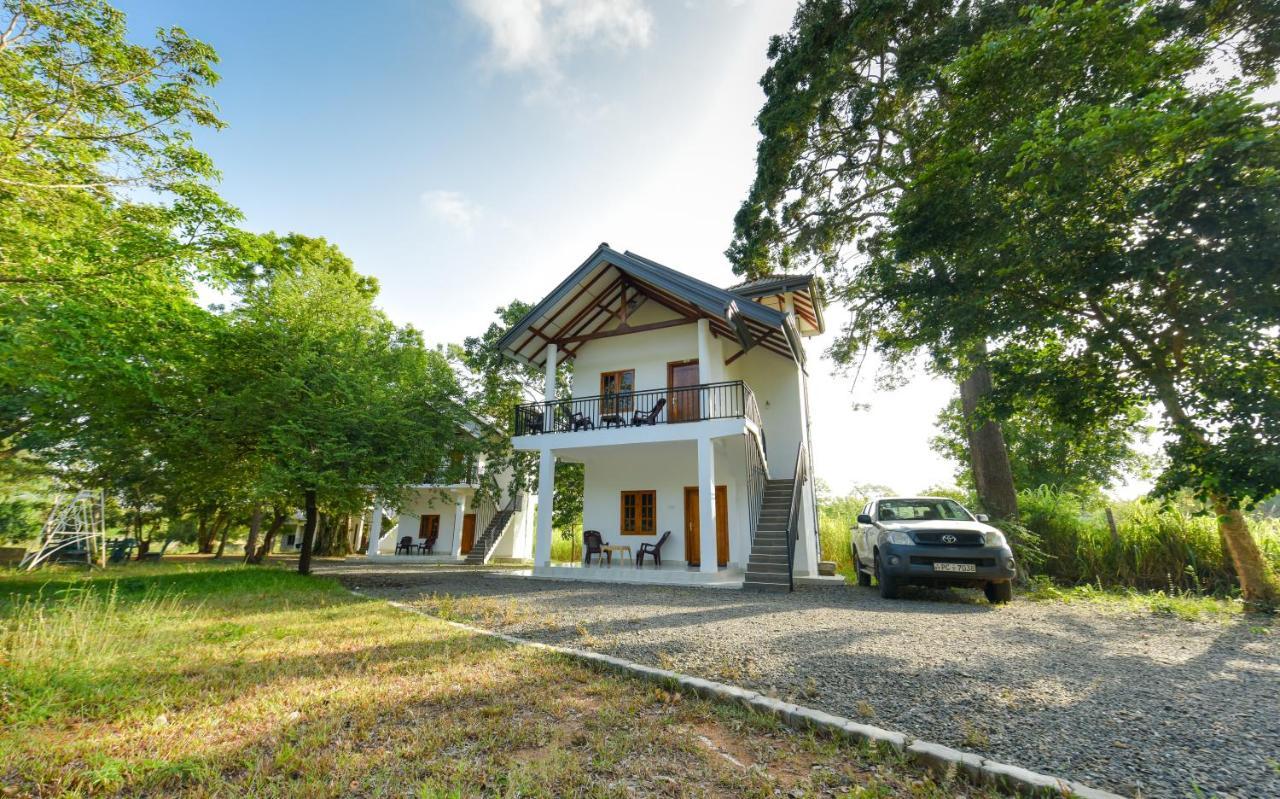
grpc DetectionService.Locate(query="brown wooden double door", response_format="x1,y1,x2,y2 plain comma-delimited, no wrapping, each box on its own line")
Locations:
683,485,728,567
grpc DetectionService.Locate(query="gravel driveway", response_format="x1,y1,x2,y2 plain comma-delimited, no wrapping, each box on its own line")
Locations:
320,562,1280,799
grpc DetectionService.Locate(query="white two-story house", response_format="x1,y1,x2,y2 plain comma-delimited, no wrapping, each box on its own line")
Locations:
497,244,823,589
363,418,534,564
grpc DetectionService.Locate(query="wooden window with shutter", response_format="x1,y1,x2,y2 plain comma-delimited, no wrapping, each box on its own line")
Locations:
620,490,656,535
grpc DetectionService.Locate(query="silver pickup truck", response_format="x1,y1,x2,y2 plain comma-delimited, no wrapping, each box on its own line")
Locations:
852,496,1017,603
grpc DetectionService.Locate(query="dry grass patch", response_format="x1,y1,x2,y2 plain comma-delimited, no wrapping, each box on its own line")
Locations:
1,563,1007,797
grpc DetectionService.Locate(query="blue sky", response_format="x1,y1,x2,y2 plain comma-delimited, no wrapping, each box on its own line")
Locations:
118,0,977,497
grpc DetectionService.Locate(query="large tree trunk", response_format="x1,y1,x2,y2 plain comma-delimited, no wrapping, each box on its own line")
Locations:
214,516,234,558
959,351,1019,521
1213,496,1279,606
313,513,335,556
298,489,317,575
196,513,213,554
249,509,287,564
1149,372,1279,605
242,506,264,564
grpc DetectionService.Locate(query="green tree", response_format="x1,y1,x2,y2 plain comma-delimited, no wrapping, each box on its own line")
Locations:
732,0,1280,602
0,0,236,532
931,395,1153,496
728,0,1027,520
458,299,576,519
211,233,472,573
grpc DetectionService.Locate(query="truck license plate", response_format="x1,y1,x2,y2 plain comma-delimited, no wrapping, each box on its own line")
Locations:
933,562,976,573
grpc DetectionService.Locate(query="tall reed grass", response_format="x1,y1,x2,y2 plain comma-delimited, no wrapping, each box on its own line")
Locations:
1018,487,1280,594
817,486,1280,594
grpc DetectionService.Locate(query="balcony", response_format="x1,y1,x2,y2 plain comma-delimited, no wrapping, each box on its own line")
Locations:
513,380,763,438
418,458,480,487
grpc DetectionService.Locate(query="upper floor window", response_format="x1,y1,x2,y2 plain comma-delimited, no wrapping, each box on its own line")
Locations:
600,369,635,413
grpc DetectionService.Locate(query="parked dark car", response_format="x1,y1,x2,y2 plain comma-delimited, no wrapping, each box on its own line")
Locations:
851,496,1016,603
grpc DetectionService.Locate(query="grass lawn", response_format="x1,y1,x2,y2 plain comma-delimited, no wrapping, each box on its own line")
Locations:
0,562,1004,798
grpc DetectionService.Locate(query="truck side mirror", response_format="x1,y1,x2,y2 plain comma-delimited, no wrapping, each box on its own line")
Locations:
976,513,989,522
856,514,873,524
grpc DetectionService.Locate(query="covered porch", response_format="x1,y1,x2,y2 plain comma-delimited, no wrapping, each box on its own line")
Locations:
524,435,762,587
363,484,481,560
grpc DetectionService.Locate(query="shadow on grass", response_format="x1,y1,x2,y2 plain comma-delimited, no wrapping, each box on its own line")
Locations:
0,563,997,799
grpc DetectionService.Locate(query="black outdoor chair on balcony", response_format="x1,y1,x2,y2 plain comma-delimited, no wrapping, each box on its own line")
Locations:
395,535,415,555
636,530,671,567
570,411,594,431
583,529,606,566
631,397,666,426
521,407,545,435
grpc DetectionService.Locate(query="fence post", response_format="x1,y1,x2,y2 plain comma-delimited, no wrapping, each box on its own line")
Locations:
1105,507,1120,547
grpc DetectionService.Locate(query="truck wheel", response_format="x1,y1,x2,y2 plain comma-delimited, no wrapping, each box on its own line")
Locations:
984,580,1013,604
875,553,899,599
855,563,872,587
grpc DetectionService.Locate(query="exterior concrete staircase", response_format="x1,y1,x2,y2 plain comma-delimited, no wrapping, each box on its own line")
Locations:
743,478,795,591
463,498,519,565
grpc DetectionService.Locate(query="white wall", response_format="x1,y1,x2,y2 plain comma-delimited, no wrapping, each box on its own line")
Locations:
724,343,806,476
491,492,535,560
570,303,698,398
575,438,750,568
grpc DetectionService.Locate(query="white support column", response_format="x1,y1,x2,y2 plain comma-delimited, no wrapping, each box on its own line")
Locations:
697,436,717,573
543,343,557,401
534,448,555,567
365,499,383,557
697,319,712,384
451,492,466,558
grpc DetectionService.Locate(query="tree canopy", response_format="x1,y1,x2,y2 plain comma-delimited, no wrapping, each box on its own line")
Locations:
731,0,1280,602
0,1,481,570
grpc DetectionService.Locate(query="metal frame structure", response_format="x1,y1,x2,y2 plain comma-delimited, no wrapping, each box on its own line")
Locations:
19,490,107,570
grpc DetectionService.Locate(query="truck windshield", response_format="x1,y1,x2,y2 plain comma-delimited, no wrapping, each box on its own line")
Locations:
877,499,972,522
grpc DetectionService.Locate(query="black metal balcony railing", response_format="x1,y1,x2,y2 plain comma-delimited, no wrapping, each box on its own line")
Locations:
421,459,480,486
514,380,764,437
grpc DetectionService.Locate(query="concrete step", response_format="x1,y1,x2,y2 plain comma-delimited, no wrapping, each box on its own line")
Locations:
743,577,790,591
747,562,788,574
749,552,788,563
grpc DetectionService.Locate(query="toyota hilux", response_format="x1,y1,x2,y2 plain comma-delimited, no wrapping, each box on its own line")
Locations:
852,496,1017,603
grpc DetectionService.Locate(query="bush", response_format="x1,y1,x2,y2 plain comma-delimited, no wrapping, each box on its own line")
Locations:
0,497,42,544
818,498,861,571
1017,487,1280,594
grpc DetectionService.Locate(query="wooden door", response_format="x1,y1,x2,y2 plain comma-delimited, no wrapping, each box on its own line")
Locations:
460,513,477,554
668,360,700,422
683,485,728,566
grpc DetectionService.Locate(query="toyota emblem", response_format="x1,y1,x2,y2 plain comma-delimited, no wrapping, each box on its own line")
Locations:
941,534,958,544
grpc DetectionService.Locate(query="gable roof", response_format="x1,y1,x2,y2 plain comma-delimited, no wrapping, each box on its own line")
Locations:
496,244,806,370
727,273,825,336
728,273,814,295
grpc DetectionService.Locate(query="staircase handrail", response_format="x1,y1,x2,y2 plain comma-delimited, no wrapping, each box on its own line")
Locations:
745,428,768,548
785,442,808,593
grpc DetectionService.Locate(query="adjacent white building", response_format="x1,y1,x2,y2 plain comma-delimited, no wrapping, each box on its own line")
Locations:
496,244,824,589
364,419,534,564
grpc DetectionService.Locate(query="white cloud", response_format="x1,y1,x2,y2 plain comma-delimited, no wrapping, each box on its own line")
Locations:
420,190,483,232
459,0,653,74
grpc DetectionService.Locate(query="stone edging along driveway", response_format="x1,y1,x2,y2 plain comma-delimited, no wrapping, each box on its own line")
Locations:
369,592,1124,799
